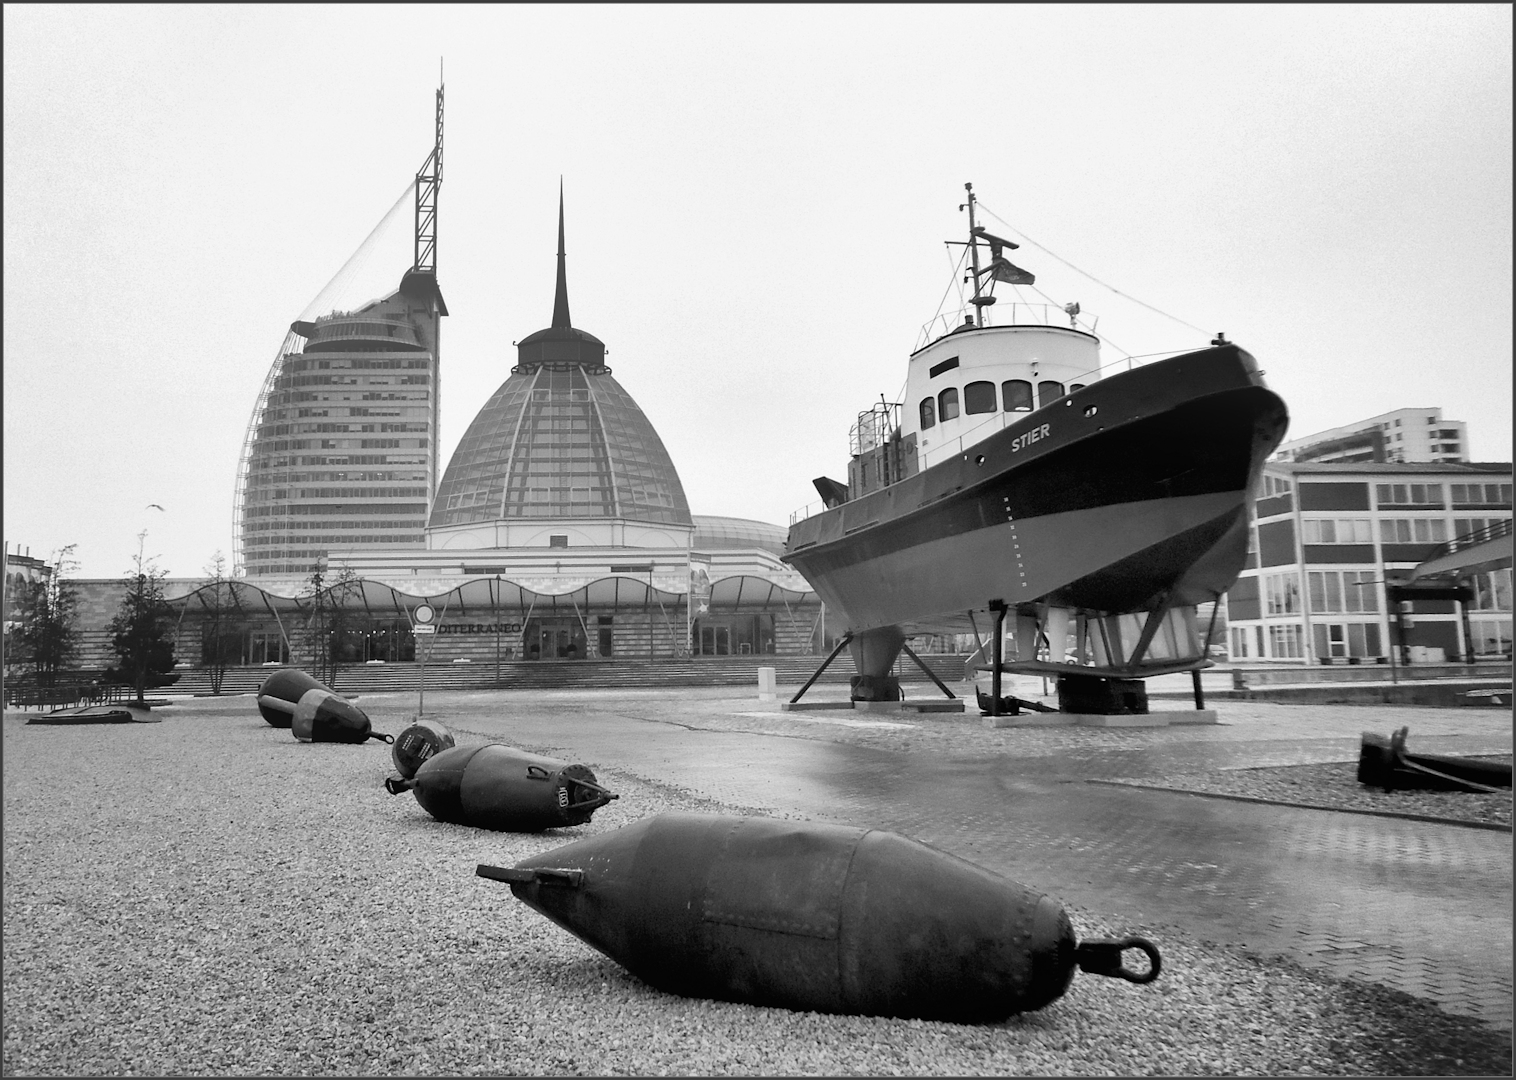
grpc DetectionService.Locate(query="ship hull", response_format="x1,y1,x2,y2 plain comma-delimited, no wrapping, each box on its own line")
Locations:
783,345,1288,637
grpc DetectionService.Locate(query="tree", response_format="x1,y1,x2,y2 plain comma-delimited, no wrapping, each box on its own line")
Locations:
10,545,81,689
198,552,244,695
300,560,363,691
104,534,179,703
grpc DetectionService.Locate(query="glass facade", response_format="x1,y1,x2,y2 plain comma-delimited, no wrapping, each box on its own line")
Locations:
238,285,442,576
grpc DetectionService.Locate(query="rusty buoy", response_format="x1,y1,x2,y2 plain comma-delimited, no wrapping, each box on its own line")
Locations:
478,812,1159,1022
386,743,617,831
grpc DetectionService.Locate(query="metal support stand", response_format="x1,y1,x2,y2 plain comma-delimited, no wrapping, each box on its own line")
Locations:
900,643,956,699
1191,668,1205,710
788,632,855,704
988,599,1008,717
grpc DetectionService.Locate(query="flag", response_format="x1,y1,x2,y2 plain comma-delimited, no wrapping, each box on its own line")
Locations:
988,257,1035,285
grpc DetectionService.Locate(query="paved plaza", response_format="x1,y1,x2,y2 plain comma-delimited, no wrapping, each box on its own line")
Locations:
377,681,1514,1030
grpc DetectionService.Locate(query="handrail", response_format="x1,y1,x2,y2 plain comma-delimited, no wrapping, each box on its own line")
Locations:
1422,517,1513,561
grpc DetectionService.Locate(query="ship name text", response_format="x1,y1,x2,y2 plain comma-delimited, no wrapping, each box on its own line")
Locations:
1010,424,1051,453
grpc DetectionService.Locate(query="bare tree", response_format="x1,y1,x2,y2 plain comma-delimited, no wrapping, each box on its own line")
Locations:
11,545,81,690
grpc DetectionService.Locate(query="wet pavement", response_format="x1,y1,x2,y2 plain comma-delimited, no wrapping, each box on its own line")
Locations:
374,684,1513,1030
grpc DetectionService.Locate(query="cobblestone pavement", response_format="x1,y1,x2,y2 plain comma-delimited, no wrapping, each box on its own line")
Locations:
370,685,1513,1030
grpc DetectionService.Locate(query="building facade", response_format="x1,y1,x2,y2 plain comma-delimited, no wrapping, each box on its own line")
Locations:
234,279,445,577
1224,461,1512,664
1274,408,1469,465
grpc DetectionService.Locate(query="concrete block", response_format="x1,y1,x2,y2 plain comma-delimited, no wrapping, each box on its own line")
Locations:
757,667,776,697
982,712,1076,728
853,700,903,713
903,699,965,713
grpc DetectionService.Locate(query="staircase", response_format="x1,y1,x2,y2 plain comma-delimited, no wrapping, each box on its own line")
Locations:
169,655,974,697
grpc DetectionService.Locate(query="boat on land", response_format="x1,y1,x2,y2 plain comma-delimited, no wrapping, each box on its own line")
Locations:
781,183,1289,708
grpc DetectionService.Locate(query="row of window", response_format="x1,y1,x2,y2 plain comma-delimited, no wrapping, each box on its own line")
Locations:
294,487,428,500
286,358,430,371
919,379,1083,430
1299,516,1511,545
1307,571,1380,613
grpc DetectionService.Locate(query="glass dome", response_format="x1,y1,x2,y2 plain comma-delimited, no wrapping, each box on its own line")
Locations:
429,189,690,530
692,515,788,556
429,361,691,527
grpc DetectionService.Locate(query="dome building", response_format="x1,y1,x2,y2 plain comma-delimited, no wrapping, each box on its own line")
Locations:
329,192,821,661
426,195,692,553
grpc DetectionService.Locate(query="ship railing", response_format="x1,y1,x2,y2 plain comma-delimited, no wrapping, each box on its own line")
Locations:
916,304,1081,351
790,500,826,526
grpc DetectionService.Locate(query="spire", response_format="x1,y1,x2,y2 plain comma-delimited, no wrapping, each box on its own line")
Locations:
551,179,572,329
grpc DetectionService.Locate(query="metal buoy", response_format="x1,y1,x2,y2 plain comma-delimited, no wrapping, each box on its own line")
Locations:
386,743,617,831
255,668,391,745
477,812,1160,1022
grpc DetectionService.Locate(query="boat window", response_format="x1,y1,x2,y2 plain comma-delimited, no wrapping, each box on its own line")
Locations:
919,397,936,429
938,387,960,421
1002,380,1033,412
1070,383,1085,393
929,356,960,378
1037,381,1065,406
964,381,996,414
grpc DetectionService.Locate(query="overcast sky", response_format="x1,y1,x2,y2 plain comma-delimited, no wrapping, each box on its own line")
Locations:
5,4,1511,580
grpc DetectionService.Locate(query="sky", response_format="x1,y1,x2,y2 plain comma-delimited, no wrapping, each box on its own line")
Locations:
4,3,1511,580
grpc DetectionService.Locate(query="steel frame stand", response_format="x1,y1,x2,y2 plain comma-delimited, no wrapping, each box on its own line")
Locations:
900,643,957,699
788,632,855,705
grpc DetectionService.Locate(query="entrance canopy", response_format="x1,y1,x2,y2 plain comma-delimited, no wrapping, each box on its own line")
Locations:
168,572,815,619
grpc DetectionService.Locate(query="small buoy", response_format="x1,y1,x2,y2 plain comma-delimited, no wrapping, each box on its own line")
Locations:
386,743,617,831
391,718,456,778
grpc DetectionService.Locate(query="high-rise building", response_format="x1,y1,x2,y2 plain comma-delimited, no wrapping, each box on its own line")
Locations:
234,85,446,578
1274,408,1469,465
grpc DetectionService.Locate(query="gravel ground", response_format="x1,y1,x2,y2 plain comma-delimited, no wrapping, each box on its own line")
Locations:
3,699,1512,1077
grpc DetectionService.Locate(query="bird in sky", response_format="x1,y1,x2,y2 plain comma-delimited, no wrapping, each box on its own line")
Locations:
147,504,165,511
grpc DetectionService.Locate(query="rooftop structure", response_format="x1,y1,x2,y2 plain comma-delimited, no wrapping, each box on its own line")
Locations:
1274,407,1468,465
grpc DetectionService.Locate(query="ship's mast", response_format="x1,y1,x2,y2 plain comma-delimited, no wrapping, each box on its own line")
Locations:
965,183,983,326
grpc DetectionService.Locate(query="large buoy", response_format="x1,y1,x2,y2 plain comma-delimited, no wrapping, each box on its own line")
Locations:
386,743,617,831
255,668,392,745
391,718,456,778
477,812,1159,1023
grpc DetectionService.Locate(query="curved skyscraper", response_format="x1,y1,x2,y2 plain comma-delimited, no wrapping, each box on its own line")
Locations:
427,189,692,551
235,85,446,578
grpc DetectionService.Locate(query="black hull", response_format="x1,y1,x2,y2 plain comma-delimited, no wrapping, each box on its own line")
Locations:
783,345,1288,636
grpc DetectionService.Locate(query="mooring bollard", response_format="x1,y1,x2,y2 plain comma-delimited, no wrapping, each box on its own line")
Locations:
758,666,777,701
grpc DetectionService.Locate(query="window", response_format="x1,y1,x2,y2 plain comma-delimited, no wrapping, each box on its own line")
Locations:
1264,572,1300,614
549,535,569,548
1379,518,1447,544
928,356,960,378
1262,475,1293,496
1307,570,1380,613
1376,483,1442,506
1069,383,1085,393
1472,568,1512,612
1002,380,1033,412
1302,519,1372,543
964,381,996,414
938,387,959,421
1037,381,1065,407
1268,624,1304,658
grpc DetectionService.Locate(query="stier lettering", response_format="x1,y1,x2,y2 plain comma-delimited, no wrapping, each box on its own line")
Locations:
1011,423,1051,453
